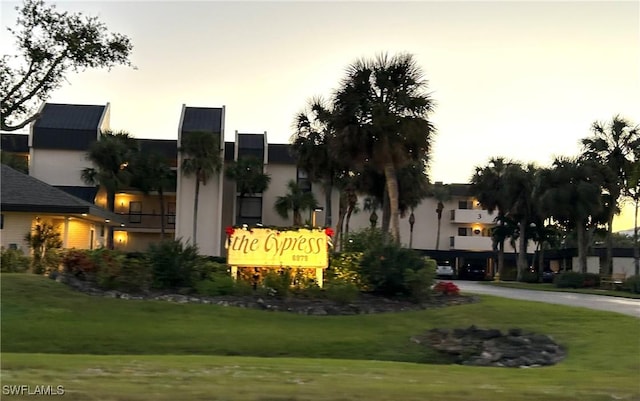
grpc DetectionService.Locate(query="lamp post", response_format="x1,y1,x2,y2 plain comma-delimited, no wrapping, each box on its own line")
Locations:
312,207,324,228
409,210,415,248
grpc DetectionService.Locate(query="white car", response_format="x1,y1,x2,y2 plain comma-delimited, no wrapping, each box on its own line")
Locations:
436,263,454,278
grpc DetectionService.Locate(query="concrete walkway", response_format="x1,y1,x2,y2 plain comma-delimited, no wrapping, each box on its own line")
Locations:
453,281,640,318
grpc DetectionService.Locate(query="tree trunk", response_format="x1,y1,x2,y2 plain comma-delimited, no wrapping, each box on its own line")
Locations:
324,180,333,227
293,209,302,226
436,215,442,250
605,214,614,275
383,163,400,243
345,203,354,239
193,177,200,246
634,198,639,276
517,217,528,281
497,240,505,278
577,223,588,273
381,187,390,234
159,188,166,239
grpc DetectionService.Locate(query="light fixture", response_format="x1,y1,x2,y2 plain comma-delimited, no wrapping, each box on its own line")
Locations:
81,213,88,217
120,223,125,227
105,219,110,223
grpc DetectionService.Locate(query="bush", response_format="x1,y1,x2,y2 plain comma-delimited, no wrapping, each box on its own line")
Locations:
147,239,200,289
116,257,152,293
583,273,600,288
327,252,363,287
359,243,430,298
433,281,460,296
521,270,539,283
261,269,292,298
194,272,237,296
62,249,97,279
342,228,388,253
325,280,360,305
91,248,126,290
403,267,434,302
0,248,30,272
554,272,586,288
622,275,640,294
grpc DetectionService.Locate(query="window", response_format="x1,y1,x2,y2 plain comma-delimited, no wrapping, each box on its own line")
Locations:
458,200,469,209
237,196,262,226
129,201,142,223
167,202,176,225
458,227,468,236
237,134,264,161
297,168,311,192
0,214,3,229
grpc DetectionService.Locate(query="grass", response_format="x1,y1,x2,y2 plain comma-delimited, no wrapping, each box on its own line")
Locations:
486,280,640,298
2,273,640,401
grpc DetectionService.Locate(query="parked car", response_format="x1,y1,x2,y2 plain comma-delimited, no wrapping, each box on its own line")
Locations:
460,263,486,281
436,262,454,278
541,270,557,283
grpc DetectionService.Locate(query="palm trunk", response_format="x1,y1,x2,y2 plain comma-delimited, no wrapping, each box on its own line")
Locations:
605,214,614,275
159,188,166,239
517,217,528,281
383,163,400,243
193,178,200,246
634,198,639,276
436,215,442,250
577,223,587,273
498,240,505,278
381,187,390,234
324,180,333,227
345,203,354,239
293,209,302,226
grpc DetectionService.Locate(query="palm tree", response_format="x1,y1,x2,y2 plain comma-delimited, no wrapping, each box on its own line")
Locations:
626,158,640,275
129,151,175,239
430,182,451,250
82,130,138,249
331,53,435,243
225,156,271,225
179,131,222,245
470,157,512,278
291,97,340,227
537,158,605,273
581,115,639,274
274,180,319,226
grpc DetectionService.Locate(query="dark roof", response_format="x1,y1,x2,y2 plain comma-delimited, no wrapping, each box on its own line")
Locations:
449,183,472,197
137,139,177,161
181,107,223,134
1,134,29,153
53,186,99,203
268,143,295,164
237,133,265,149
1,165,121,223
32,103,106,151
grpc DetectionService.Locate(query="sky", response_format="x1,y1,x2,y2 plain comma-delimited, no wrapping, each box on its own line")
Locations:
1,0,639,230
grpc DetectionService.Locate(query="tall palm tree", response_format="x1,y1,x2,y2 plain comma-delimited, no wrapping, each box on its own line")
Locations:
129,150,175,239
225,156,271,225
470,157,512,278
274,180,319,226
331,53,435,243
291,97,340,227
537,158,605,273
626,158,640,275
581,115,639,274
82,130,138,249
430,182,451,250
179,131,222,245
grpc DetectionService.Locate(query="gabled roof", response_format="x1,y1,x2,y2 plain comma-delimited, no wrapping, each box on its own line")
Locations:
1,164,121,223
181,107,223,134
32,103,107,151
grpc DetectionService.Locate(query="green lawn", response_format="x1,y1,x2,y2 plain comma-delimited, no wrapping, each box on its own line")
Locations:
486,280,640,298
1,273,639,401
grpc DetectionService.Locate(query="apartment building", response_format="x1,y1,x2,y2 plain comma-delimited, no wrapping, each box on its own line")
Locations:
1,102,505,278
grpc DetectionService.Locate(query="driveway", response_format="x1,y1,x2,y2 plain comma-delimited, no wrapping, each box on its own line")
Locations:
453,281,640,318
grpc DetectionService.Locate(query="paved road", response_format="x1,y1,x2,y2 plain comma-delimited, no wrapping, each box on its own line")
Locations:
452,281,640,318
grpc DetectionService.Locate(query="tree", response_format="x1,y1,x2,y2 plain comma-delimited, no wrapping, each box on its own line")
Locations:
1,151,28,174
331,53,435,243
429,182,451,250
581,115,639,274
81,130,137,249
291,97,340,227
537,158,605,273
1,0,133,131
470,157,512,278
225,156,271,225
25,220,62,274
274,180,319,226
363,196,380,228
129,151,176,239
179,131,222,246
625,158,640,275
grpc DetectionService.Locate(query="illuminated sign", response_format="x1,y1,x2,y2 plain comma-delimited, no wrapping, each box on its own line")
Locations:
226,227,330,268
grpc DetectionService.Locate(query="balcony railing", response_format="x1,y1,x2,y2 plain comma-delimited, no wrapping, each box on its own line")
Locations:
449,235,493,251
450,209,496,224
116,213,176,230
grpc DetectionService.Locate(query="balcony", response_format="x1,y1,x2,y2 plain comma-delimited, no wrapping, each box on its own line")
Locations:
450,209,496,224
449,235,493,251
117,213,176,232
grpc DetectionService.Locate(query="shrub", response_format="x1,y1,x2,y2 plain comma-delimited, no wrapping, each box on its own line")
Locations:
554,271,585,288
0,248,30,272
342,228,388,253
116,257,152,293
91,248,126,290
521,269,539,283
147,239,200,289
194,272,237,296
327,252,363,287
359,243,430,298
62,249,96,279
622,275,640,294
403,267,434,302
583,273,600,288
261,269,292,298
325,280,360,305
433,281,460,296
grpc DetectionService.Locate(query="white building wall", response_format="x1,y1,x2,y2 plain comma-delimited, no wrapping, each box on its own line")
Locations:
29,148,92,187
612,257,635,277
0,212,32,252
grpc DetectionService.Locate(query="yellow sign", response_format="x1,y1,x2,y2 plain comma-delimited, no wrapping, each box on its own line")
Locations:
226,228,329,268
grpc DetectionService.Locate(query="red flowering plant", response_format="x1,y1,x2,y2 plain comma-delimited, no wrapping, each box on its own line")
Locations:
433,281,460,296
324,227,334,237
224,226,235,248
